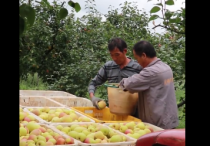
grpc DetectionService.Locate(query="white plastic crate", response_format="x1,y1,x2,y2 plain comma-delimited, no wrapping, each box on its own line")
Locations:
22,108,47,124
51,123,136,146
20,90,76,97
20,96,65,107
104,122,164,141
47,96,93,107
104,122,164,132
24,107,95,125
20,123,80,146
20,108,44,123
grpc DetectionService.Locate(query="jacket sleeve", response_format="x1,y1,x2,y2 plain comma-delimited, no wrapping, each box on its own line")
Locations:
119,68,150,93
88,65,107,94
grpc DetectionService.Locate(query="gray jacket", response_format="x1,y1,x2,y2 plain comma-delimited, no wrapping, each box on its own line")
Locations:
120,58,179,129
88,58,142,94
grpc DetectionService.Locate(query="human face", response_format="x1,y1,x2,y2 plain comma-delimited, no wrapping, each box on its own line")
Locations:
133,50,146,68
109,47,127,65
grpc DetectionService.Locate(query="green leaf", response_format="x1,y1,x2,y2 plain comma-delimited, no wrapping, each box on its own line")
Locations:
165,0,174,5
19,16,25,36
68,1,81,12
149,15,159,21
169,18,177,23
155,3,163,7
176,17,181,23
19,4,35,26
42,0,51,8
58,8,68,19
150,6,161,13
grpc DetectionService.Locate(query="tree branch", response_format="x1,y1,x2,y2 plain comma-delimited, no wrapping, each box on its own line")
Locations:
152,24,185,34
177,100,185,108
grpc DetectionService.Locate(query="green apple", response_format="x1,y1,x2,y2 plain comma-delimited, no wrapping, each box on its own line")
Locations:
68,131,79,139
26,140,35,145
120,125,128,133
56,125,63,131
48,138,56,144
70,124,79,131
61,127,70,134
82,129,90,136
126,122,135,129
95,138,102,143
130,133,141,139
60,115,73,122
136,122,145,130
137,130,147,137
110,135,123,142
144,128,151,134
48,110,55,114
26,122,40,132
36,140,46,146
20,127,27,137
55,108,63,112
74,127,86,133
51,117,61,122
100,127,109,136
37,135,46,142
78,133,86,142
20,112,25,121
86,133,95,139
87,127,96,133
94,131,104,140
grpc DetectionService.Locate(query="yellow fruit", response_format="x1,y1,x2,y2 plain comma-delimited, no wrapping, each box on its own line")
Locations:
97,101,106,109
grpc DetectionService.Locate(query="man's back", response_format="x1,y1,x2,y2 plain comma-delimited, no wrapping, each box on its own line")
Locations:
137,59,179,129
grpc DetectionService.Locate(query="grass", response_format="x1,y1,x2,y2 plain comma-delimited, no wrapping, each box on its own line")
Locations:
20,73,185,129
19,73,48,90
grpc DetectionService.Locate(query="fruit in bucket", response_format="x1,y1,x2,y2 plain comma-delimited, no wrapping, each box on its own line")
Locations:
97,101,106,109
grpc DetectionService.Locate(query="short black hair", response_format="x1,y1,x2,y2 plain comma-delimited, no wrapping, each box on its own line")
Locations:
133,40,156,58
108,37,127,52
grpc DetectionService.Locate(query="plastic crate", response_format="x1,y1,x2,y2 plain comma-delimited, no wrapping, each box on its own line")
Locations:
22,108,47,124
47,96,93,107
24,107,95,125
51,123,136,146
20,123,80,145
71,107,141,123
104,122,164,132
20,107,43,123
103,122,164,143
20,96,65,107
20,90,76,97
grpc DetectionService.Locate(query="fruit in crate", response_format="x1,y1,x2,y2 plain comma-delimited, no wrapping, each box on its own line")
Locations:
55,123,128,144
29,108,91,123
97,100,107,109
19,122,75,145
108,122,154,139
19,107,37,123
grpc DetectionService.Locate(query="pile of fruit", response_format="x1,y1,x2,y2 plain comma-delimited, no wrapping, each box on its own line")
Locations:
28,107,91,123
54,123,128,144
20,107,37,124
20,122,75,145
108,122,154,139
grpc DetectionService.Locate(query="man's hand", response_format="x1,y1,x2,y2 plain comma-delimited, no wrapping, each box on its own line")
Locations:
91,96,103,110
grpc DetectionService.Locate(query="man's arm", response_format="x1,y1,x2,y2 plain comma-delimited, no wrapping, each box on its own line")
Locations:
88,65,107,99
119,69,150,93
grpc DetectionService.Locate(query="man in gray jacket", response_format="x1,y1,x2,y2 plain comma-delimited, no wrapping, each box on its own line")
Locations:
119,40,179,129
88,38,142,109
